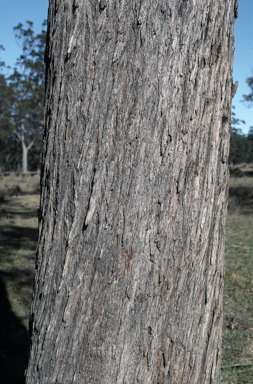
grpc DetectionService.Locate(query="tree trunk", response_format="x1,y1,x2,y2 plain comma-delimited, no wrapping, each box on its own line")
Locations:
21,140,28,174
22,139,34,174
15,126,34,173
26,1,236,383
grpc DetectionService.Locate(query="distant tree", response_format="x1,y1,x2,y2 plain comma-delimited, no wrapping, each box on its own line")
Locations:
241,73,253,163
248,126,253,141
0,74,14,137
242,73,253,107
7,20,46,173
229,106,249,165
229,127,250,165
247,126,253,163
0,21,46,172
0,46,16,170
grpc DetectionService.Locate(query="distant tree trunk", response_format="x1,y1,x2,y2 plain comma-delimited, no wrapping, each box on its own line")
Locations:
21,143,28,173
26,1,237,383
15,126,33,173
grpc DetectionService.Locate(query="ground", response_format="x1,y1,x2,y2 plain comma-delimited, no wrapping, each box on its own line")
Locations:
0,167,252,383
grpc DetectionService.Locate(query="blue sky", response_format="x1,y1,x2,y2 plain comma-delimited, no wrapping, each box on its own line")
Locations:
233,0,253,134
0,0,252,135
0,0,48,66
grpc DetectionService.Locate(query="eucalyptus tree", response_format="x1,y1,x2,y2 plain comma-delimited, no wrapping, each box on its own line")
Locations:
0,47,16,170
228,107,249,165
26,1,237,383
243,74,253,107
242,72,253,162
8,21,46,172
0,48,14,137
247,127,253,163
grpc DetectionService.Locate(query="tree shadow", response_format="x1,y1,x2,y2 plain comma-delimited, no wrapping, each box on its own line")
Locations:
0,224,38,270
0,224,38,251
0,273,29,384
0,196,37,383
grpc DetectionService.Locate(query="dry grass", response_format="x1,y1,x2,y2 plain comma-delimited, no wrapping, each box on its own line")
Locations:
0,172,40,200
229,177,253,189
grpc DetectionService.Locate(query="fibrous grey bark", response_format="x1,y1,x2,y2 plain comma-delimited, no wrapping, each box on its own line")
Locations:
26,1,236,383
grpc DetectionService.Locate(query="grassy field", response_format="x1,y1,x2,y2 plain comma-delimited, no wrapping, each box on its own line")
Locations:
221,164,253,383
0,168,253,383
0,173,40,383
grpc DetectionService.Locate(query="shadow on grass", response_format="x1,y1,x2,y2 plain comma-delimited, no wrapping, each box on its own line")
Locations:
0,197,39,222
228,191,253,214
0,274,29,384
0,223,38,267
0,209,38,221
0,225,38,250
0,197,37,383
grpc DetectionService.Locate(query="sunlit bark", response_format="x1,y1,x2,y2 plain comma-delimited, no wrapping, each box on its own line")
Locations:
26,1,237,383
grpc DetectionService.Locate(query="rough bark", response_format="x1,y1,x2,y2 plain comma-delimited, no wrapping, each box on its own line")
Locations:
26,1,236,383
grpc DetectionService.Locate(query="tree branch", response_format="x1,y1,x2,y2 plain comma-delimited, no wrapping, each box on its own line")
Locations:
14,130,21,141
27,140,34,151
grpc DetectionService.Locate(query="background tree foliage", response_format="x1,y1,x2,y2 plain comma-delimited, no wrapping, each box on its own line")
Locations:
0,21,46,172
228,72,253,165
229,107,253,165
242,72,253,106
0,56,16,170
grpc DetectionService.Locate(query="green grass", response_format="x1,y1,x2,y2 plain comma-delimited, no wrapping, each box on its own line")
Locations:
221,209,253,383
221,164,253,383
0,171,253,383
